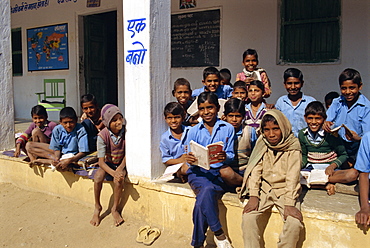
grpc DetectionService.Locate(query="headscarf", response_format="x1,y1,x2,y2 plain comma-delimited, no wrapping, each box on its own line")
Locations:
239,109,301,198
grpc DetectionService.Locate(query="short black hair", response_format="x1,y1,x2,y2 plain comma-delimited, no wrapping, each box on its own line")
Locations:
233,80,247,91
304,101,327,119
80,94,97,106
164,102,185,118
324,91,340,102
60,107,78,121
224,98,246,116
197,92,220,108
203,66,220,80
31,105,48,118
242,49,258,61
261,114,278,129
339,68,362,86
249,80,265,93
173,78,191,92
283,68,303,82
220,68,231,81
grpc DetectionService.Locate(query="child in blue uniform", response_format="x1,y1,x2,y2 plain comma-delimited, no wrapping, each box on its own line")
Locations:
185,92,235,248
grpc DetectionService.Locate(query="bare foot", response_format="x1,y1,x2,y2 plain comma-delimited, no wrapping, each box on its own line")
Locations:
326,183,336,196
111,209,124,227
90,206,102,226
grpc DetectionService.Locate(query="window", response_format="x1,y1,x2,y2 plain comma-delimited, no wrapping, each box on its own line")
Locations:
279,0,340,63
12,28,23,76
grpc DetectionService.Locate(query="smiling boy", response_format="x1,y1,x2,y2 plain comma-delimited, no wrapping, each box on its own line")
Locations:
299,101,357,195
275,68,316,137
192,67,233,99
160,102,190,179
323,68,370,165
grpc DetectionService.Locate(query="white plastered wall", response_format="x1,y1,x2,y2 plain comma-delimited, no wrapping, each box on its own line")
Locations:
170,0,370,104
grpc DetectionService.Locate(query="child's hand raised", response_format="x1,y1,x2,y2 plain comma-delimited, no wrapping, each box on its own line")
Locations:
284,206,303,222
243,196,259,214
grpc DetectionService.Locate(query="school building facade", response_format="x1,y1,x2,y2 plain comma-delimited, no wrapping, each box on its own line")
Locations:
1,0,370,180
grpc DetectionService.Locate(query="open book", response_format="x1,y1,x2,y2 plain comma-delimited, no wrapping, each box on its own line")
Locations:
189,140,224,170
300,164,329,187
330,124,353,138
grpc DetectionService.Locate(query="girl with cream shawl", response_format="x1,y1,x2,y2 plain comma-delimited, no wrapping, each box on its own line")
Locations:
240,109,304,248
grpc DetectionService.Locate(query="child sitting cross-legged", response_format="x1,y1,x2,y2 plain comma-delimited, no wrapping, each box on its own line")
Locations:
27,107,89,170
15,105,57,158
90,104,127,227
221,98,256,187
240,109,304,248
160,102,191,181
299,101,358,195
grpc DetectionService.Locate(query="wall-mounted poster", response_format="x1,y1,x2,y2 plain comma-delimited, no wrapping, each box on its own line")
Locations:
27,23,69,71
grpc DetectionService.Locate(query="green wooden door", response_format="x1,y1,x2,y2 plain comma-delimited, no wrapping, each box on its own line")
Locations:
84,11,118,106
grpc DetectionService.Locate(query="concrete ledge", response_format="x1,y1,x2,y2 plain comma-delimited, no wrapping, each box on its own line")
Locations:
1,155,369,247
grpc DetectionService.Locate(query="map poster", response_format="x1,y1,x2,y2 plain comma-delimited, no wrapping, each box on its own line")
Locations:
27,23,69,71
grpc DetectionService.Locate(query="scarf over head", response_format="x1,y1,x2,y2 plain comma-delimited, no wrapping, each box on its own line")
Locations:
239,109,301,198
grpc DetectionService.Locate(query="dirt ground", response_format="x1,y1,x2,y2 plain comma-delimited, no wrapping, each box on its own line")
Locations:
0,183,192,248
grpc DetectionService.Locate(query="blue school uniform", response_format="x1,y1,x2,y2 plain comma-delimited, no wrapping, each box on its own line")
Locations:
49,123,89,154
354,132,370,178
275,93,316,137
192,85,233,99
184,118,235,247
326,94,370,159
160,125,190,163
81,118,99,152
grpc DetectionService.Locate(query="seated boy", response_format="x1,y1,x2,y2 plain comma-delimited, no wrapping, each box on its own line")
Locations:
80,94,105,152
241,110,303,248
172,78,196,126
354,131,370,228
323,68,370,166
160,102,191,180
221,98,256,186
27,107,89,170
192,66,233,99
231,81,248,102
299,101,358,195
90,104,126,227
275,68,316,137
16,105,57,158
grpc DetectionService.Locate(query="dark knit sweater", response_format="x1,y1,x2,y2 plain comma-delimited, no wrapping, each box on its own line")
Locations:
298,128,348,169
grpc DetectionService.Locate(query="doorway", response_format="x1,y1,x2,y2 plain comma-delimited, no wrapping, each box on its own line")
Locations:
84,11,117,106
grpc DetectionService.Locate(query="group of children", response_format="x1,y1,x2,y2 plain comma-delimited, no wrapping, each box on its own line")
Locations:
160,48,370,247
15,95,127,227
14,47,370,247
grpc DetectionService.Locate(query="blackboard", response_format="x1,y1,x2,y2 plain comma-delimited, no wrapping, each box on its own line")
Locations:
171,9,220,68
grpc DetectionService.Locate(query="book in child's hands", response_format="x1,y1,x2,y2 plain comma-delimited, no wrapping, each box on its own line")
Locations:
330,124,353,138
189,140,224,170
307,169,329,187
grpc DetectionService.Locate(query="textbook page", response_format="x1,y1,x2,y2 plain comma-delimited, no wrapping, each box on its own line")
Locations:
190,140,223,170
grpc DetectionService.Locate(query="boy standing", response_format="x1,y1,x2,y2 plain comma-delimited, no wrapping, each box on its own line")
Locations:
299,101,358,195
90,104,126,227
354,131,370,227
192,67,233,99
241,110,303,248
323,68,370,165
160,102,190,179
275,68,316,137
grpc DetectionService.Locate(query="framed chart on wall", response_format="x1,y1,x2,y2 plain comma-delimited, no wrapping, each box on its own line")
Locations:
27,23,69,71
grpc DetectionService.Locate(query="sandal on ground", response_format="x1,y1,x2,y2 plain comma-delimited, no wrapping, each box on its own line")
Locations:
143,227,161,246
136,225,151,243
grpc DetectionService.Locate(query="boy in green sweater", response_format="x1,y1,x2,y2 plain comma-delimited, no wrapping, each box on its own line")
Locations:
299,101,358,195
